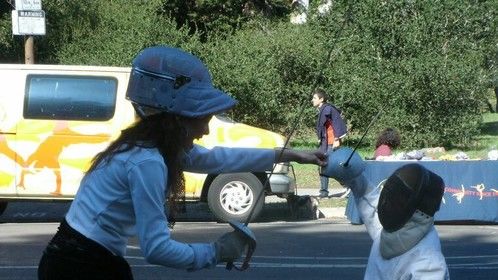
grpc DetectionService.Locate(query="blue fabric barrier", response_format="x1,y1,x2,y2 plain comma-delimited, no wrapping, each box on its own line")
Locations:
345,160,498,224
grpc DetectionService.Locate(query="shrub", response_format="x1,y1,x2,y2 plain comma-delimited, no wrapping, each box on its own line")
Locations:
201,0,496,148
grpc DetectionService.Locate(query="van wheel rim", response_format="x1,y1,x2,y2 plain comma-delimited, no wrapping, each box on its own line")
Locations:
219,181,253,215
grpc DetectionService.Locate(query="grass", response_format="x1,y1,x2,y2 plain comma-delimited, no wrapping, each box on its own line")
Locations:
443,112,498,159
316,197,349,208
290,112,498,192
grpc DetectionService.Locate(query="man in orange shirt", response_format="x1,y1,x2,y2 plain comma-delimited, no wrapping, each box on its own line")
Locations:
311,88,347,197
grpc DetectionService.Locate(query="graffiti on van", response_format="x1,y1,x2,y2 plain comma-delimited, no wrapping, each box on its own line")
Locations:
17,121,110,195
1,120,110,196
0,115,283,197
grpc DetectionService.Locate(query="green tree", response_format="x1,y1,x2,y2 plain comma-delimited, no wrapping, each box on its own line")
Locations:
198,20,329,134
201,0,496,148
0,0,26,62
0,0,197,65
322,0,497,148
163,0,291,41
55,0,196,66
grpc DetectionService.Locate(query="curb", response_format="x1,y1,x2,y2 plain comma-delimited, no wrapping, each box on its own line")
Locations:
268,188,349,219
318,206,346,219
174,188,350,222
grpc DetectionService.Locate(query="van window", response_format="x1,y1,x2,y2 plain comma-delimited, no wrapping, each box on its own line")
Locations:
23,75,117,121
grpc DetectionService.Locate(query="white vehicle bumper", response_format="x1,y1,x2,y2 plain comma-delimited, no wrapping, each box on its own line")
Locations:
268,174,296,194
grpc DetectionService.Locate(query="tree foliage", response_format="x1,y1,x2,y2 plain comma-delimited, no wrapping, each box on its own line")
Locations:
201,0,497,148
163,0,291,41
320,0,497,148
0,0,496,148
0,0,196,65
198,21,323,133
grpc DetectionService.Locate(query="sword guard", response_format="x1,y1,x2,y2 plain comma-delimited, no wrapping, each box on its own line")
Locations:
320,147,365,181
225,220,256,271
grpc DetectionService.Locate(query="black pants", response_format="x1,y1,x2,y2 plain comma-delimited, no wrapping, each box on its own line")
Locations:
38,219,133,280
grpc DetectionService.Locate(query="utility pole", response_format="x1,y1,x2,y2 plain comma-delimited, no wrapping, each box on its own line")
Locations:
24,36,35,64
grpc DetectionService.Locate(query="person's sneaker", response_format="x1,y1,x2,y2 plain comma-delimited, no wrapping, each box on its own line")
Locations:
318,191,329,198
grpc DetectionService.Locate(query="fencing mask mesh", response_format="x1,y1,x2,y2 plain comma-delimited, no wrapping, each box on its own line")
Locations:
378,163,444,232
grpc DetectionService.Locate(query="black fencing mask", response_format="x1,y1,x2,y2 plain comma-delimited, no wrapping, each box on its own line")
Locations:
378,163,444,232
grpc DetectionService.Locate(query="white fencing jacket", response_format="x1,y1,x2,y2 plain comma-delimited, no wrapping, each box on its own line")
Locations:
343,174,450,280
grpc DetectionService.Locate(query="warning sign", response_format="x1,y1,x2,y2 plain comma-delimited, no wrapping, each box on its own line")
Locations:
11,10,46,35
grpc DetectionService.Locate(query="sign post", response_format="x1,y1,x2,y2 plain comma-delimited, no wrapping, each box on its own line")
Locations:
11,0,44,64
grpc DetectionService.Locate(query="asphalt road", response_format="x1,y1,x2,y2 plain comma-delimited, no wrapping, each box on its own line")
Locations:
1,201,497,280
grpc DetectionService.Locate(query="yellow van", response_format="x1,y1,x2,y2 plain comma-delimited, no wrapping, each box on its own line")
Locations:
0,64,295,222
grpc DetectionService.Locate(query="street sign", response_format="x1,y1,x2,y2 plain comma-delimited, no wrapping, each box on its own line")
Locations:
11,10,46,35
15,0,42,11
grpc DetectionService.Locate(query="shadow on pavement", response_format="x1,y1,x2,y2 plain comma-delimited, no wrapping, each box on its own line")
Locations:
0,200,324,224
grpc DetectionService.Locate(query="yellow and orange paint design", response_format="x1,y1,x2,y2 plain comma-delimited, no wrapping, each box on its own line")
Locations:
0,113,284,199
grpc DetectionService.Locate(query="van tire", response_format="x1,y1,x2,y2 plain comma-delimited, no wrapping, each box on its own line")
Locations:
0,201,7,216
207,173,264,223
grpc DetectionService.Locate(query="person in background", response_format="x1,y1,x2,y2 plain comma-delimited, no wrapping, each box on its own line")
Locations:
311,88,347,197
38,46,326,279
326,150,449,279
373,127,401,160
495,87,498,113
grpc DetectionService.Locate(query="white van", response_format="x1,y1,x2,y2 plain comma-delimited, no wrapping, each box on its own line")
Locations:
0,64,295,222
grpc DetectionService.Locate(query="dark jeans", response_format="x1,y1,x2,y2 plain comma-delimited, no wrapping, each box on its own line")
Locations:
320,175,329,193
319,144,335,193
38,219,133,280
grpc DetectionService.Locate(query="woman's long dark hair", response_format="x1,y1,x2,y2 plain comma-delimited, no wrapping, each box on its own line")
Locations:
87,112,187,225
